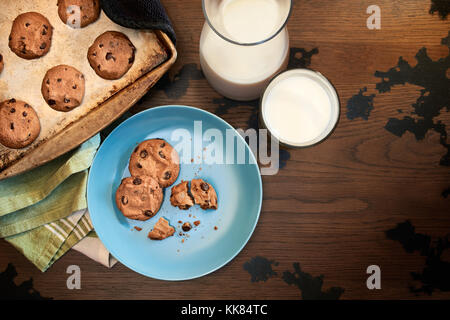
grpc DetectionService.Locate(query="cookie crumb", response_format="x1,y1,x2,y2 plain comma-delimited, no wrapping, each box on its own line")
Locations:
182,222,192,232
134,226,142,231
214,226,218,230
193,220,200,226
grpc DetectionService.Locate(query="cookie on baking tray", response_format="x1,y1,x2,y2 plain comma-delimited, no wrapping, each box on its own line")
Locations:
0,99,41,149
190,179,218,210
8,12,53,60
115,175,163,221
129,139,180,188
0,54,4,74
57,0,101,28
87,31,136,80
170,180,194,210
41,65,86,112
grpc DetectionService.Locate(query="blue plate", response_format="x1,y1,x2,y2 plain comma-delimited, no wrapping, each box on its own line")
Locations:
87,105,262,280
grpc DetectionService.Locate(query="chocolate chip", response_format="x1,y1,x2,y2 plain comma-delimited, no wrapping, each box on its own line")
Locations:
64,98,70,103
9,98,16,103
42,29,47,35
201,183,209,191
133,177,142,185
22,111,27,117
10,108,15,113
99,43,103,48
105,52,115,61
72,85,77,89
25,22,30,27
136,163,142,169
10,123,14,130
0,54,2,62
92,52,96,57
143,210,154,217
43,24,48,29
40,43,46,50
97,64,101,70
164,171,171,180
134,146,139,153
160,142,165,147
140,150,148,159
158,151,166,159
57,78,61,82
128,55,135,64
24,104,30,108
182,222,192,232
121,196,128,205
46,79,50,85
48,99,56,105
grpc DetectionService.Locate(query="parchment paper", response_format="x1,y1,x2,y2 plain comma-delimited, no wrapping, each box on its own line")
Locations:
0,0,167,171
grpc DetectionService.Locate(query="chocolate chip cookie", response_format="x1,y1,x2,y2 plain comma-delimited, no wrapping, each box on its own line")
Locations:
129,139,180,188
170,180,194,210
0,54,4,74
0,99,40,149
57,0,101,28
148,217,175,240
190,179,218,210
41,65,85,112
115,176,163,221
8,12,53,60
87,31,136,80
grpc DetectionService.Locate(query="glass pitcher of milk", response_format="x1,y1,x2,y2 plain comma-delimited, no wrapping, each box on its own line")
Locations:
200,0,292,101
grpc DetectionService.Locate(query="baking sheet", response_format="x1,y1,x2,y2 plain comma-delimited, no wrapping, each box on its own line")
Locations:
0,0,168,171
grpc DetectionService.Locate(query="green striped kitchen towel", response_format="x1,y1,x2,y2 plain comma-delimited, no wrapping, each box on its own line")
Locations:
0,134,115,271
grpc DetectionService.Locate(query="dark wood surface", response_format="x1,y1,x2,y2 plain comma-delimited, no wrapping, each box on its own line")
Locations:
1,0,449,300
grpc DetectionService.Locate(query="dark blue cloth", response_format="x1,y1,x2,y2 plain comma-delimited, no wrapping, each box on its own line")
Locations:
101,0,176,45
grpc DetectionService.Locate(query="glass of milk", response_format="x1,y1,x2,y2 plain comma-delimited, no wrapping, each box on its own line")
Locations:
260,69,340,148
200,0,292,101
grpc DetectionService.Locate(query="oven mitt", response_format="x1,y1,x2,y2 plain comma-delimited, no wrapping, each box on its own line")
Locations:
102,0,177,45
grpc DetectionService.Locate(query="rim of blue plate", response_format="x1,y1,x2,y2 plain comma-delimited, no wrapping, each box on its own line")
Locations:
87,105,263,281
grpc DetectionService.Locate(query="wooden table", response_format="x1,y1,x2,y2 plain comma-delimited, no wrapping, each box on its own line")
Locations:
1,0,449,300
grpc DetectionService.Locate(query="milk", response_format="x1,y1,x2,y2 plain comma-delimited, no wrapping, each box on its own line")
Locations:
200,0,290,101
261,69,340,147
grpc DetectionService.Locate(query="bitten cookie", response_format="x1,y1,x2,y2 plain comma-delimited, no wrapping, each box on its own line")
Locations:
115,176,163,221
8,12,53,59
170,180,194,210
0,54,4,74
129,139,180,188
190,179,218,210
41,65,85,112
87,31,136,80
148,217,175,240
0,99,40,149
57,0,101,28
